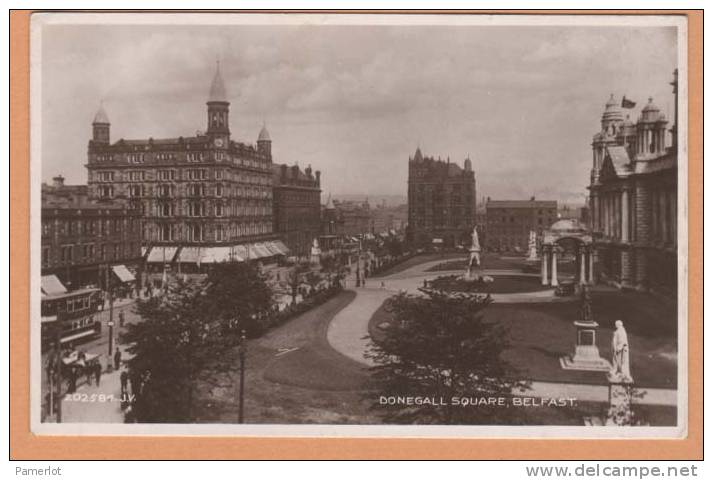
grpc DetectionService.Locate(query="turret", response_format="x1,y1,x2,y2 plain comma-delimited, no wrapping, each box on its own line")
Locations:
92,104,110,145
635,97,667,158
257,123,271,158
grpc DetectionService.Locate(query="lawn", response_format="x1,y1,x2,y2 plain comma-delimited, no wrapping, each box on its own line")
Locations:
368,291,677,389
193,291,379,424
428,274,551,294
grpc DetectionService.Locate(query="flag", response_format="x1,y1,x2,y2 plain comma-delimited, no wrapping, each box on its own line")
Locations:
621,96,636,109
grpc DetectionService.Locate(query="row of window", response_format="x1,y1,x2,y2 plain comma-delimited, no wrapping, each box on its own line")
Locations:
42,218,139,237
150,221,272,242
101,183,272,200
42,242,138,267
94,168,271,185
153,201,271,218
92,152,270,169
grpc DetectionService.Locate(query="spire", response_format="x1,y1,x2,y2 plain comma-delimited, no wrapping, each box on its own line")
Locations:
258,121,271,142
413,146,423,162
93,102,110,124
208,60,228,103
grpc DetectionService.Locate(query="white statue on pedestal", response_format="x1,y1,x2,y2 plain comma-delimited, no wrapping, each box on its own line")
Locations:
468,226,481,269
310,237,322,265
527,230,538,261
610,320,633,383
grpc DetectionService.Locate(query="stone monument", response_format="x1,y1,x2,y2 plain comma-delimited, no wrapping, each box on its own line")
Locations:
310,237,322,265
608,320,633,383
526,230,538,261
465,226,481,281
560,286,611,371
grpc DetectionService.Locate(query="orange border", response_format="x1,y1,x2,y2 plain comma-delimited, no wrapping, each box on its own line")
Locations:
10,10,703,460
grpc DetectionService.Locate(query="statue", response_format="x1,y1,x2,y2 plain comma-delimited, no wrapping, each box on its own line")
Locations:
527,230,538,261
580,285,593,323
468,226,481,269
310,237,322,265
610,320,632,382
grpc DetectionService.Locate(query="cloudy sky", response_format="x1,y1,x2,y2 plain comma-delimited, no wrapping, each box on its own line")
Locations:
39,21,678,203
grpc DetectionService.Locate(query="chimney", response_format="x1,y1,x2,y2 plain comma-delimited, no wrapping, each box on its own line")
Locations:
280,164,287,182
52,175,65,187
315,170,321,187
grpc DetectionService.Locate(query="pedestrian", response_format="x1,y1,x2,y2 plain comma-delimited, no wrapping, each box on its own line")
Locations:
380,281,385,289
85,363,93,386
120,370,129,397
94,361,102,386
114,348,122,370
119,310,125,327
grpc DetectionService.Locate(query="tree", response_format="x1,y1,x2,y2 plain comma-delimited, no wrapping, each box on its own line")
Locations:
366,289,528,425
285,262,310,305
320,255,348,288
202,262,275,337
123,263,274,423
124,278,229,423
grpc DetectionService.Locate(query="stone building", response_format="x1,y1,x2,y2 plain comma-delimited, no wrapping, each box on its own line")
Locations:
41,175,142,291
406,148,476,247
587,70,679,293
86,63,286,267
272,162,322,257
332,199,373,237
485,198,557,252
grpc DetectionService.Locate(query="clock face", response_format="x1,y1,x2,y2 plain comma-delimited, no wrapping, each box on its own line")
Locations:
214,138,224,147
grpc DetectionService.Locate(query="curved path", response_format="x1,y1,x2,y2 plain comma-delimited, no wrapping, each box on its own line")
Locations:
326,257,678,406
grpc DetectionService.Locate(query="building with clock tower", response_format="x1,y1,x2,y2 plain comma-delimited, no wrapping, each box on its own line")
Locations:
86,62,289,272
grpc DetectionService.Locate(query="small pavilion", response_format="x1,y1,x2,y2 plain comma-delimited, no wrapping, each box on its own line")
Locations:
541,219,594,286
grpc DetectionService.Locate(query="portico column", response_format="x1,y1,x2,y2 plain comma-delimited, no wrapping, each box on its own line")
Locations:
588,247,595,283
580,248,587,284
621,188,630,243
541,246,548,285
550,249,558,286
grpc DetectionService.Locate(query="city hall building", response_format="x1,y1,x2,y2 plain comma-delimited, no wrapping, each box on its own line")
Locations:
85,64,289,268
406,148,476,247
587,70,679,293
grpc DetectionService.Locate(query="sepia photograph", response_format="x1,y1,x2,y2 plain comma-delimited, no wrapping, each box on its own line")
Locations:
28,12,688,439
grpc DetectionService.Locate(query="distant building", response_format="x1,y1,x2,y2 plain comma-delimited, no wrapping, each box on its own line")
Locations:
371,203,408,234
485,197,557,252
85,63,286,267
587,70,678,292
333,199,373,237
319,195,344,252
272,163,322,257
41,175,142,291
407,148,476,247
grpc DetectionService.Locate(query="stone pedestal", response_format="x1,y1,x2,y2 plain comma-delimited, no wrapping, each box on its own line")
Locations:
560,320,611,371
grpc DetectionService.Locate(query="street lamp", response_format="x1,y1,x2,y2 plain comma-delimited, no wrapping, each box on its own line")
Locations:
237,329,247,424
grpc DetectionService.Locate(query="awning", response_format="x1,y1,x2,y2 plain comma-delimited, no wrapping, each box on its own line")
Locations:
176,247,202,264
41,275,67,296
112,264,136,283
60,330,97,344
246,244,262,259
146,246,178,263
263,242,283,256
253,243,274,258
271,240,290,255
432,238,444,244
200,246,233,264
41,315,58,324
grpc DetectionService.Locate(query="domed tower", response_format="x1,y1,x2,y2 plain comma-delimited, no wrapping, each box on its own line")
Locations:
601,94,624,136
92,103,110,145
636,97,668,158
591,95,623,184
206,61,230,149
257,123,271,158
616,114,637,156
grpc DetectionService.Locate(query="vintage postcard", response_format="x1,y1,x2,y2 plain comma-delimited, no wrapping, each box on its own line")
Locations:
24,12,692,443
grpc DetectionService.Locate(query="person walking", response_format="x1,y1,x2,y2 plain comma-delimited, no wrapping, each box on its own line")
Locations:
85,363,93,386
120,370,129,397
93,361,102,386
114,348,122,370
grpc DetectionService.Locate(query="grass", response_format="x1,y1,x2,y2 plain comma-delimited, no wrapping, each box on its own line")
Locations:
428,274,551,294
368,291,677,389
193,291,379,424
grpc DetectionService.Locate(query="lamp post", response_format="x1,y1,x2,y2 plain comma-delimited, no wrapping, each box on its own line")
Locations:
105,264,115,370
237,329,247,424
